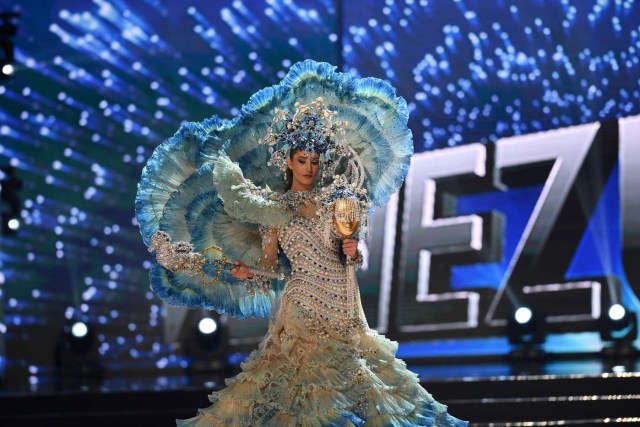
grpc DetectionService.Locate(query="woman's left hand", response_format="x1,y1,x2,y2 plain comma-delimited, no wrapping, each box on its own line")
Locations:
342,238,358,259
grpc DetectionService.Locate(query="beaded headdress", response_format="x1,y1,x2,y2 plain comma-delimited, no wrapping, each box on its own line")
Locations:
261,97,372,238
261,97,348,184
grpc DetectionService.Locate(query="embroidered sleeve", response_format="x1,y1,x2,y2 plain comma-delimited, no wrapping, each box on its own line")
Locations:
346,248,363,270
258,225,280,271
242,225,281,296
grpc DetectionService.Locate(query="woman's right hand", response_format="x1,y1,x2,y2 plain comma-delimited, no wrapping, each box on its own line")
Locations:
230,260,253,280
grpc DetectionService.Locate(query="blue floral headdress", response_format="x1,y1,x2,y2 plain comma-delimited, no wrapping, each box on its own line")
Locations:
261,97,373,237
261,97,348,184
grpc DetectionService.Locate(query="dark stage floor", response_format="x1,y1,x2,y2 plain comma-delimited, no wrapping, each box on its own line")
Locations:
1,356,639,426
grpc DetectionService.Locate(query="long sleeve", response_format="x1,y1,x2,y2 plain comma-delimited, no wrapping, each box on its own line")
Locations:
258,225,280,272
241,226,281,297
346,248,364,270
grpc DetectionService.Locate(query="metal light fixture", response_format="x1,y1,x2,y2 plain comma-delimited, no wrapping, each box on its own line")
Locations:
599,303,638,357
506,306,546,359
0,11,19,81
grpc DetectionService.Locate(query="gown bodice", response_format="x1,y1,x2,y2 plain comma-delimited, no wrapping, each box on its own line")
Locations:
277,213,361,335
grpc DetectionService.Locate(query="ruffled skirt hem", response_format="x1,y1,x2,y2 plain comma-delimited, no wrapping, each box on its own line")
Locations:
177,303,468,427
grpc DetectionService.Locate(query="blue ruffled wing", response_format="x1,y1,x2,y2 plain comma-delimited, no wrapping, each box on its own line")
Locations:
136,123,287,319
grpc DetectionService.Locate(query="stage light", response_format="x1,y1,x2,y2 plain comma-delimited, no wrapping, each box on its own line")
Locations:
506,306,546,359
65,320,93,353
599,304,637,356
0,11,19,81
608,304,625,321
185,314,229,376
1,165,23,236
71,321,88,339
1,63,13,76
198,317,217,335
195,316,222,351
514,307,532,324
54,319,103,380
7,218,19,231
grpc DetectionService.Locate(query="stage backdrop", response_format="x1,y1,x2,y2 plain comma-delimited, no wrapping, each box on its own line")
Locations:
0,0,638,382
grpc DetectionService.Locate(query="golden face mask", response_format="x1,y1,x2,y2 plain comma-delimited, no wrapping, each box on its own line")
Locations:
333,198,361,238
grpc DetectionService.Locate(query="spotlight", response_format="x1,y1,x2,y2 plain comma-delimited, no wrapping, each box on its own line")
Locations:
1,165,23,236
0,11,19,81
599,304,637,356
1,63,13,76
198,317,218,335
64,320,93,354
195,316,222,351
514,307,533,325
506,306,546,359
71,321,89,338
54,319,103,380
185,313,229,376
608,304,626,321
7,217,19,231
72,322,87,337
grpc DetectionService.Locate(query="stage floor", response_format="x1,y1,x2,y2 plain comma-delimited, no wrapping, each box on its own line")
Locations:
2,355,639,395
1,356,639,426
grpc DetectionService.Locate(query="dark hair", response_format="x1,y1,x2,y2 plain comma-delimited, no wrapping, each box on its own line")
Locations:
284,150,295,191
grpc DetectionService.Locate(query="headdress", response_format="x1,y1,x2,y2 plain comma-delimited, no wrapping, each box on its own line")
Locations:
261,96,373,237
261,97,350,184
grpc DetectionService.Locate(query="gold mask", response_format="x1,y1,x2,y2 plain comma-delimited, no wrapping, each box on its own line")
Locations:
333,198,361,238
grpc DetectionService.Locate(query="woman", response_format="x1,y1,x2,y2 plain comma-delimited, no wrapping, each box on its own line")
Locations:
175,147,466,426
136,60,468,426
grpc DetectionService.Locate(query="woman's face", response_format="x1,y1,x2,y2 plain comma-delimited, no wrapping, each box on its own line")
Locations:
287,150,320,190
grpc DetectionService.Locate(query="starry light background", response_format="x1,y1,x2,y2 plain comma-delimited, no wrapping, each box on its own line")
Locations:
0,0,638,382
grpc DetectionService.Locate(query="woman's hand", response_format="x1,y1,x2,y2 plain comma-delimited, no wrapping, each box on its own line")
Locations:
230,260,254,280
342,238,358,259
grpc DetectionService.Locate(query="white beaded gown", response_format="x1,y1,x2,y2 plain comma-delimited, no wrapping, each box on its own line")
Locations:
177,197,468,427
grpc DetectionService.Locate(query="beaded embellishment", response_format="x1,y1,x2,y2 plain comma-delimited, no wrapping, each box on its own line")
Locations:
278,188,319,212
279,214,364,338
148,231,220,284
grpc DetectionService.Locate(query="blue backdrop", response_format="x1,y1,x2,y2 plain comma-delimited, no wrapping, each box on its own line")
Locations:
0,0,638,380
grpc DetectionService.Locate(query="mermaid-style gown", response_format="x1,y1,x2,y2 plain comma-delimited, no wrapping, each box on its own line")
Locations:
177,203,468,427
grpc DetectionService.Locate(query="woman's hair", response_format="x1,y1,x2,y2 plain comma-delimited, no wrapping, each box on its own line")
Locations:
284,149,295,191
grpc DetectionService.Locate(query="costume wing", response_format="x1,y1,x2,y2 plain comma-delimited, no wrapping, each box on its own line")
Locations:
135,119,289,319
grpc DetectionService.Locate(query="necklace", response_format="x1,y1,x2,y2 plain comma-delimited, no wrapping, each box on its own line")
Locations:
280,188,318,212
